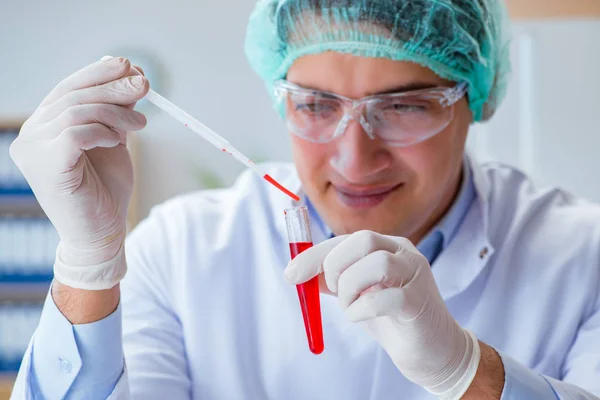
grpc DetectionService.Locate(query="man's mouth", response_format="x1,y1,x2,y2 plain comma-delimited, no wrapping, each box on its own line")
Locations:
333,183,403,209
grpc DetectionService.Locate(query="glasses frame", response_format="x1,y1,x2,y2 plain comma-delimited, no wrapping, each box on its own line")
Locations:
273,79,469,147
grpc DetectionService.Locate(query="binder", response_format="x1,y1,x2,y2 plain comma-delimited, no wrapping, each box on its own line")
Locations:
0,126,51,375
0,217,57,282
0,303,43,372
0,130,29,193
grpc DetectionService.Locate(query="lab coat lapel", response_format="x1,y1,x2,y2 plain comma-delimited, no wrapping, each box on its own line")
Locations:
432,153,495,301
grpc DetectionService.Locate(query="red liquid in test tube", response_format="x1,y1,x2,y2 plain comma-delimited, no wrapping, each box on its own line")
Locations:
285,207,324,355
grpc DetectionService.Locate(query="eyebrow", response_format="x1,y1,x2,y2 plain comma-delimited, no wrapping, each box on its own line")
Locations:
293,81,443,98
371,82,441,95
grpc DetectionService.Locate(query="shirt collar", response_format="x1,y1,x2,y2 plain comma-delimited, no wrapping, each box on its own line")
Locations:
306,196,333,240
415,156,475,263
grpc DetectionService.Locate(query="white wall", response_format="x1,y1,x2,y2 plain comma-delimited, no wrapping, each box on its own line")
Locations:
1,2,599,221
0,0,291,221
467,19,600,201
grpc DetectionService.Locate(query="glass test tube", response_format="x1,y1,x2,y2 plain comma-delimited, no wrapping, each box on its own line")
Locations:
284,206,324,355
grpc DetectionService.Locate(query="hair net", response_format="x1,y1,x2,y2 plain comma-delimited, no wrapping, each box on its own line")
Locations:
244,0,511,122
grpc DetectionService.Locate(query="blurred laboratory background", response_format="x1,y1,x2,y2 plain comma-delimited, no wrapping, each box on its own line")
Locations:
0,0,599,397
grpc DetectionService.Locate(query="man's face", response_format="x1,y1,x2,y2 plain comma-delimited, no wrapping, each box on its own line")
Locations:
286,52,473,243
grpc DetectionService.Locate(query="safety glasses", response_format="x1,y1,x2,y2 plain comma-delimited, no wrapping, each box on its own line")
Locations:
273,80,468,147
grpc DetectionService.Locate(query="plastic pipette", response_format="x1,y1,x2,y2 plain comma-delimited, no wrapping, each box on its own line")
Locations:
144,89,300,202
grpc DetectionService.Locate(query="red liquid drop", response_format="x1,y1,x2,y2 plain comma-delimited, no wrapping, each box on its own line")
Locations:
264,174,300,202
289,241,324,355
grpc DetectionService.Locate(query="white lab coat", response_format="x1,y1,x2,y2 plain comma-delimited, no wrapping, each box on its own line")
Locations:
13,154,600,399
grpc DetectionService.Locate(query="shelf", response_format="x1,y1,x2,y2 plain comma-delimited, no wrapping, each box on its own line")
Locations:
506,0,600,18
0,373,15,400
0,281,50,302
0,273,53,284
0,194,43,216
0,188,33,196
0,362,20,376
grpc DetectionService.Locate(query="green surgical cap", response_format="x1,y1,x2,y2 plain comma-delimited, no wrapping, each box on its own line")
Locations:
244,0,511,122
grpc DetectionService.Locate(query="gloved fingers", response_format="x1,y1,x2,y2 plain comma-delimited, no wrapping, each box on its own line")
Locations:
125,64,146,110
45,104,147,140
130,65,145,77
344,287,409,323
40,56,133,107
322,230,398,293
53,123,124,169
101,56,145,78
318,274,335,295
36,76,149,123
337,250,416,309
284,235,348,285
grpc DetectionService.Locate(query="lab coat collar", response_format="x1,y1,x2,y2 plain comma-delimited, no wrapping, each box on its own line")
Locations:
431,150,496,301
467,150,492,235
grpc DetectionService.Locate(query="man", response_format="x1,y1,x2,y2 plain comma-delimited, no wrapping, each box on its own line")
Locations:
10,0,600,399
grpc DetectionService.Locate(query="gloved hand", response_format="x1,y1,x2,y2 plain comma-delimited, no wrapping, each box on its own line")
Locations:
284,230,481,399
10,56,149,290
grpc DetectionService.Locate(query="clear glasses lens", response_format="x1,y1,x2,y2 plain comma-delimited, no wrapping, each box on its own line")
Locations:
276,82,463,146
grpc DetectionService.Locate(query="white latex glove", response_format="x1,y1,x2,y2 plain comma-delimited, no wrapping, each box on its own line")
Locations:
284,230,480,400
10,56,149,290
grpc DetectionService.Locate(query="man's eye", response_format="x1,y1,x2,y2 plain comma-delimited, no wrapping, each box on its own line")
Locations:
295,103,334,113
386,103,427,113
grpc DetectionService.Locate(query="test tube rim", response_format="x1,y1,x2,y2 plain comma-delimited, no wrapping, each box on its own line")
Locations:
284,205,312,243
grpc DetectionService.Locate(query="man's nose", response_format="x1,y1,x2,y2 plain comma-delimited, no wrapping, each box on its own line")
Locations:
329,118,392,181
